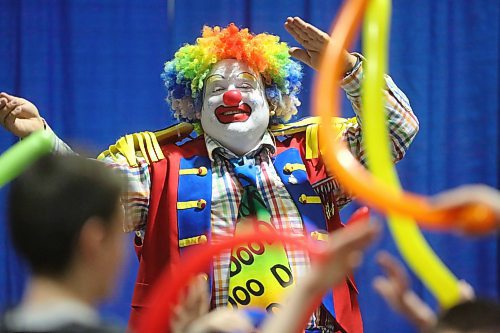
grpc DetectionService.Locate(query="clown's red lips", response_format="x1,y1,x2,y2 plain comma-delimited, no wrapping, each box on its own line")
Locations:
215,103,252,124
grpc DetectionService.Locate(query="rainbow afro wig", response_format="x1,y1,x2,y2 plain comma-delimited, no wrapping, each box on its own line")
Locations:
161,23,303,123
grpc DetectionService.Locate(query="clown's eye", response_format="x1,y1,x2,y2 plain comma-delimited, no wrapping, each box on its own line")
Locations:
238,83,253,89
212,86,225,92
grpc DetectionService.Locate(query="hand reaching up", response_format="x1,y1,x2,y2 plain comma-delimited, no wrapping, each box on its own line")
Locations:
261,220,380,333
284,16,357,73
171,275,254,333
432,185,500,234
373,251,437,330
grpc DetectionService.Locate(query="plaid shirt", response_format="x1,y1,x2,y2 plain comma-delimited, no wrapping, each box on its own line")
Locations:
206,133,341,330
54,56,419,332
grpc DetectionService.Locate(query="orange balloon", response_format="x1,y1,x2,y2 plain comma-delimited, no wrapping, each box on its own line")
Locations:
312,0,496,234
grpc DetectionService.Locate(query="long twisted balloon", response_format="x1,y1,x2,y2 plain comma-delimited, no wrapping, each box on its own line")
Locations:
361,0,460,308
311,0,476,308
313,4,495,235
0,130,54,188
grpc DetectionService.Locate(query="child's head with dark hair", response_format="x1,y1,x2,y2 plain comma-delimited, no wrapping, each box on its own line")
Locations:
430,299,500,333
8,155,125,301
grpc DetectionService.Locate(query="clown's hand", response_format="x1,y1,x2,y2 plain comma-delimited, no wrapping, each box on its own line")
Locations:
0,92,44,138
284,16,357,73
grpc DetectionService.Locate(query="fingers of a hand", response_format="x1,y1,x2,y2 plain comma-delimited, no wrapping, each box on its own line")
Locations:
285,22,309,45
0,92,14,101
0,96,17,112
291,17,313,34
173,280,209,333
286,21,317,47
305,26,329,43
347,250,364,269
194,275,209,315
0,99,9,120
458,280,475,301
327,221,381,257
6,99,27,115
432,185,500,213
11,106,23,118
289,47,310,63
372,276,399,306
189,310,253,333
171,305,191,333
372,276,404,310
431,188,475,209
373,276,412,313
185,278,205,310
206,310,253,332
292,17,329,41
289,17,328,49
374,279,436,329
7,99,18,110
376,251,409,291
1,105,15,125
172,304,185,318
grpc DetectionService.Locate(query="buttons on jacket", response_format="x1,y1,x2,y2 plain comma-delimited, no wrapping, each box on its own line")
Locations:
179,166,208,176
179,234,208,248
310,231,328,241
283,163,306,174
177,199,207,210
299,194,322,204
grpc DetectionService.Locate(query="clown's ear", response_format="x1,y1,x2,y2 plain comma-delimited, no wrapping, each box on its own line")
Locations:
262,73,273,86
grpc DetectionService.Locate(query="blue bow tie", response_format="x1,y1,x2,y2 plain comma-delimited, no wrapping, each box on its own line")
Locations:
230,157,257,188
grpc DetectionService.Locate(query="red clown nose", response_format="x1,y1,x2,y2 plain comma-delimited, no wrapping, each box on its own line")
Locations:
223,89,242,106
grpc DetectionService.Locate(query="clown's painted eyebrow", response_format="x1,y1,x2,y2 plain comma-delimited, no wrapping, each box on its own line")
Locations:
206,74,225,85
236,72,258,81
205,72,257,86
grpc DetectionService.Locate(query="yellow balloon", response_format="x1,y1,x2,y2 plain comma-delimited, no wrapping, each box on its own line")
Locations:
361,0,460,308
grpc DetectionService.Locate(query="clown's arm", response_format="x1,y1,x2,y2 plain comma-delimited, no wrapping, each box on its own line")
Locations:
339,60,419,165
0,92,151,233
286,18,418,209
285,17,419,164
51,139,151,233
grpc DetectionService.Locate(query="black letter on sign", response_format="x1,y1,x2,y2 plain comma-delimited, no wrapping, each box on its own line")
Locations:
236,247,254,265
246,279,265,297
229,255,241,278
227,296,238,310
270,264,294,288
232,286,251,306
266,303,282,314
248,241,265,255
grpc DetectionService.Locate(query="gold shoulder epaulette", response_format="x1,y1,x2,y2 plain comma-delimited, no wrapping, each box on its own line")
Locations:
97,122,194,167
153,122,194,146
270,116,358,159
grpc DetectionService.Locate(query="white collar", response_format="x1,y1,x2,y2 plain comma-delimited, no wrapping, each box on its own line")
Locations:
205,131,276,161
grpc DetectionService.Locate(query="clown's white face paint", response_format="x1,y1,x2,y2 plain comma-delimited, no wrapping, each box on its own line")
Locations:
201,59,270,156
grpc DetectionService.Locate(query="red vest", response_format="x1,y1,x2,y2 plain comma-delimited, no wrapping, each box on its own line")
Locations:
129,132,363,332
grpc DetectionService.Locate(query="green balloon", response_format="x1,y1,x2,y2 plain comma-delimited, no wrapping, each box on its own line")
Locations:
0,131,54,188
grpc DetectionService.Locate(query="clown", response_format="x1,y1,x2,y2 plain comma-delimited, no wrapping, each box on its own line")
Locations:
0,18,419,333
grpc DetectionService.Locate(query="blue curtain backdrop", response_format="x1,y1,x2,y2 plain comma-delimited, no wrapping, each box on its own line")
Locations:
0,1,498,332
